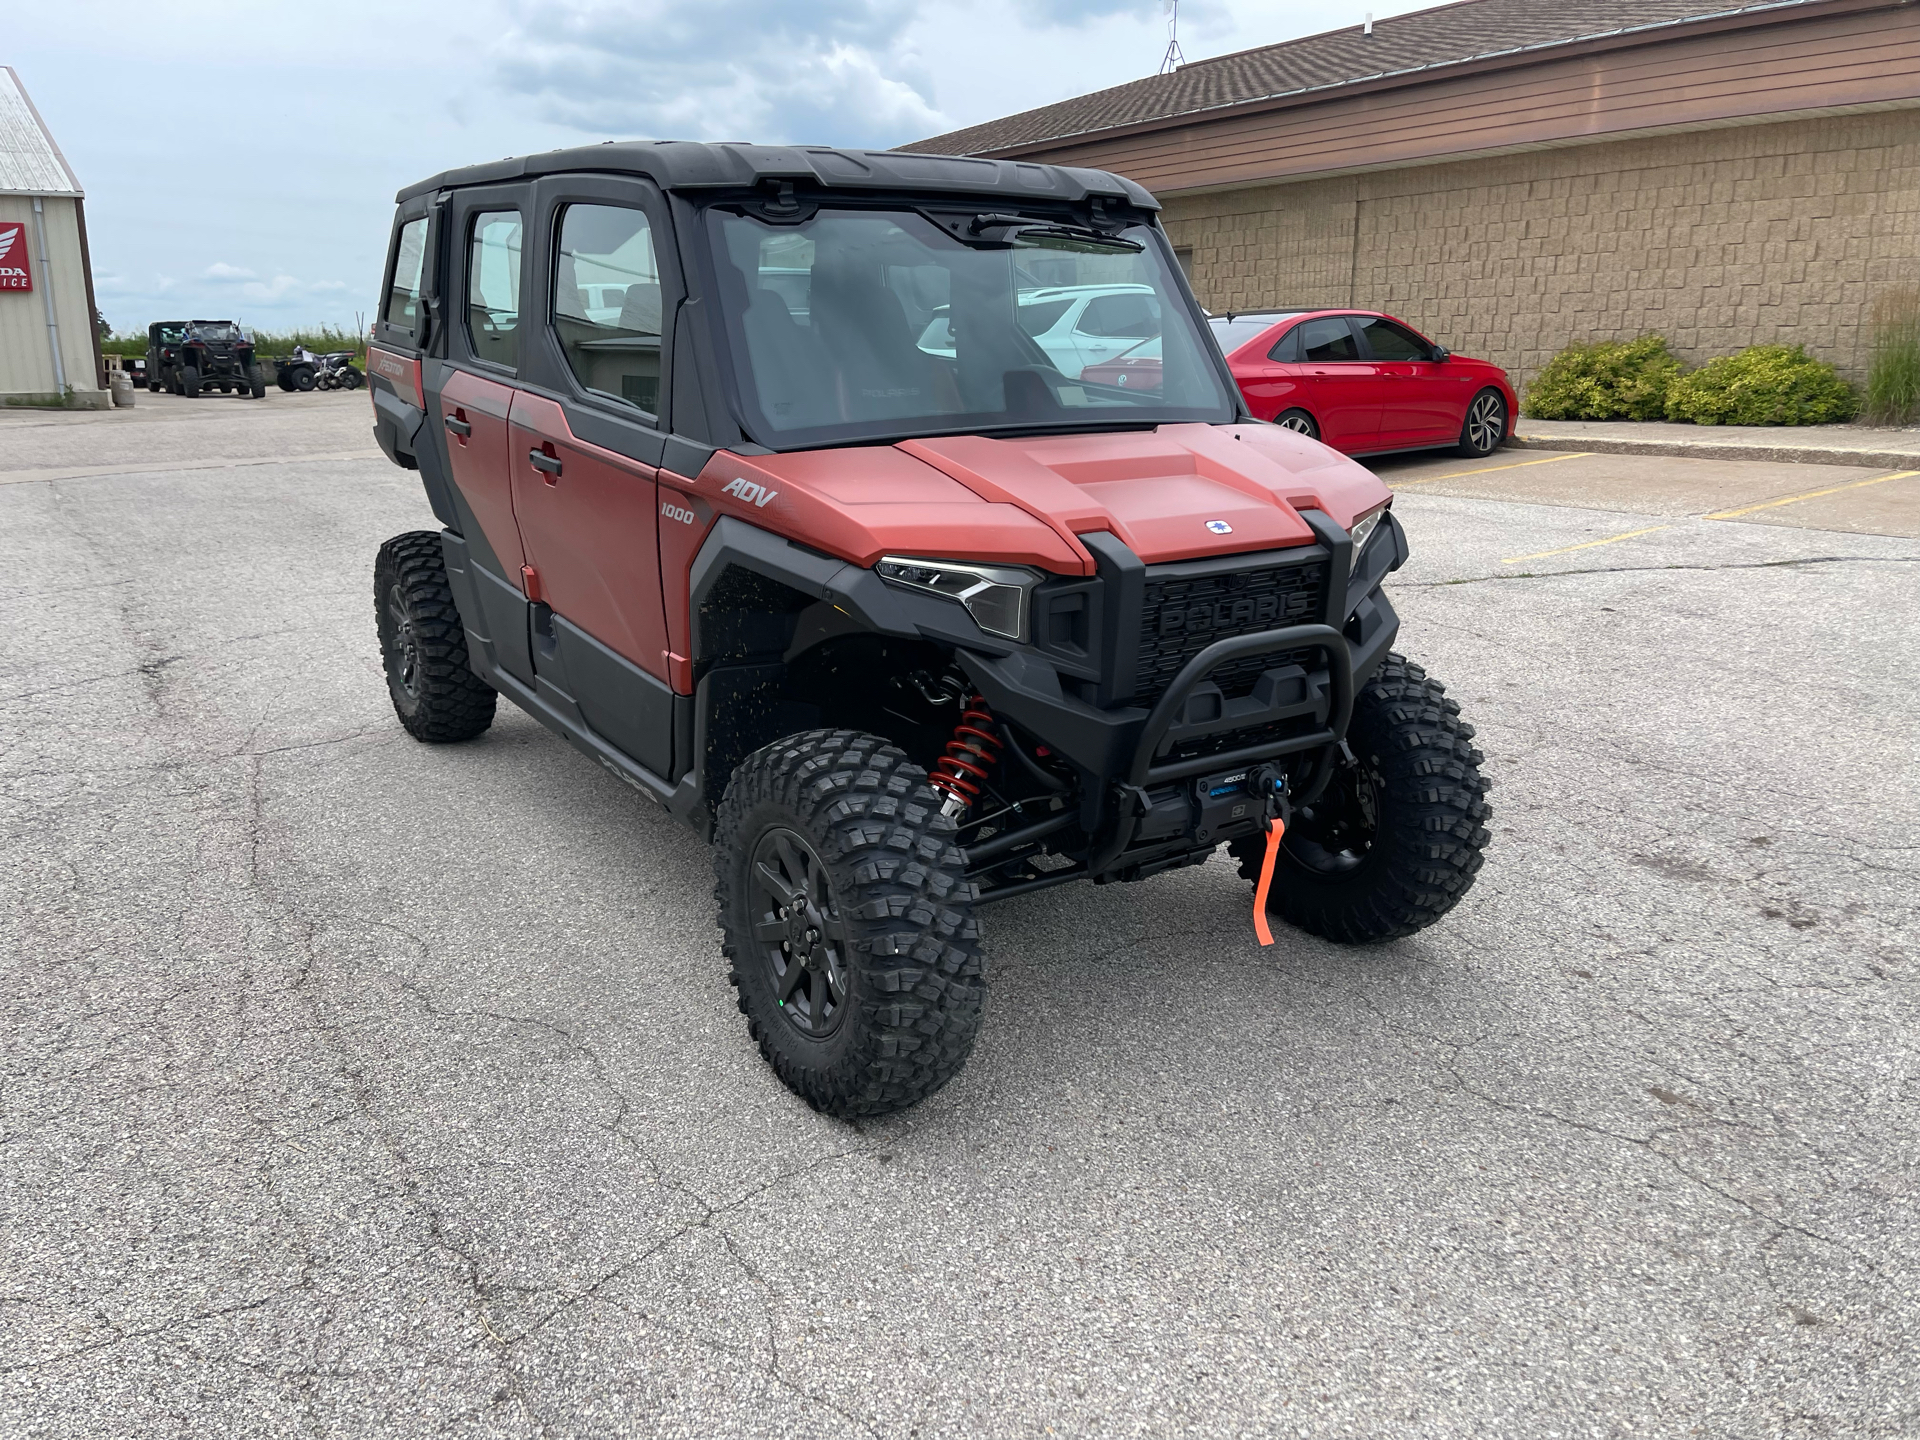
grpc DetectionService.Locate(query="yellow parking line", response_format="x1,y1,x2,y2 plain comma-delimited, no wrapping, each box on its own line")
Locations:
1502,525,1673,565
1391,452,1592,486
1704,468,1920,520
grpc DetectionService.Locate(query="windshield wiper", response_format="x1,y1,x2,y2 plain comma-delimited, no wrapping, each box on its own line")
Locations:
921,210,1144,254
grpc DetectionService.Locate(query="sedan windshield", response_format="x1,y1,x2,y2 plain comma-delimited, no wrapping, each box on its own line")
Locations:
706,206,1234,446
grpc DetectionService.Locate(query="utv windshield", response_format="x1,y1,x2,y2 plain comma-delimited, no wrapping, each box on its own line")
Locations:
189,323,241,342
705,206,1235,446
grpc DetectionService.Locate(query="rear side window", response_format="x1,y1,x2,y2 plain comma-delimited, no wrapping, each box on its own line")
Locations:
552,203,661,415
1357,316,1431,361
1296,317,1359,362
466,211,522,369
384,218,427,333
1076,292,1160,339
1207,317,1281,354
1016,298,1074,338
1268,326,1302,363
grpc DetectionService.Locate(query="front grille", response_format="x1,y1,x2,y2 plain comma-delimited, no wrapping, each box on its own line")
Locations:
1131,556,1326,704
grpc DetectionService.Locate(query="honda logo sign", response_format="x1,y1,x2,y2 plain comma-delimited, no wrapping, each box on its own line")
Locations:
0,224,30,292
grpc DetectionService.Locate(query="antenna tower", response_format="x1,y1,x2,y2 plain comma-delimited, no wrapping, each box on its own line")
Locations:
1160,0,1186,74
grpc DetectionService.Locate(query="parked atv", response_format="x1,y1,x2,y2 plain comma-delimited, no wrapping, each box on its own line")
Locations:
367,144,1492,1117
316,351,365,390
148,319,266,398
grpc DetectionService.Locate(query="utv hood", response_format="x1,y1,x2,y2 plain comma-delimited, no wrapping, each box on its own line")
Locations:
699,424,1392,574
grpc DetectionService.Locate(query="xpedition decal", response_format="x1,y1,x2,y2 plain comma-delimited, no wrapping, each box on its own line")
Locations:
0,225,32,292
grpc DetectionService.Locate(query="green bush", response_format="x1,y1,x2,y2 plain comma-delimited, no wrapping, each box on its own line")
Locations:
1865,287,1920,426
1663,344,1856,426
1522,336,1683,421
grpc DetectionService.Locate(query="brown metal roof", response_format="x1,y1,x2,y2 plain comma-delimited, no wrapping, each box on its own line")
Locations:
901,0,1831,156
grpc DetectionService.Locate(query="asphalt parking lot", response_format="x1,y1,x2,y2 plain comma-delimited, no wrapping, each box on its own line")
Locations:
3,394,1916,1438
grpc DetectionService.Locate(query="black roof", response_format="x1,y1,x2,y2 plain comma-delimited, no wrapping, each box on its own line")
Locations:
904,0,1828,155
395,140,1158,210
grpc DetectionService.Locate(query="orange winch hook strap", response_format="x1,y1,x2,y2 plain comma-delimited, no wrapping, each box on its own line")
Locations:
1252,816,1286,947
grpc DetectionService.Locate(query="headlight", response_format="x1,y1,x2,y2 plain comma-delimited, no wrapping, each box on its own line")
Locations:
1347,503,1389,576
875,557,1040,642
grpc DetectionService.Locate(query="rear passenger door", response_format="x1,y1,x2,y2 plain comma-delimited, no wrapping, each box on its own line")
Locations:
505,177,678,779
1292,315,1382,451
428,186,537,687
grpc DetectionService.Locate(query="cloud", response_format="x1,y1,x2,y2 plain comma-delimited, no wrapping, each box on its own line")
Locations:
494,0,944,147
202,262,258,281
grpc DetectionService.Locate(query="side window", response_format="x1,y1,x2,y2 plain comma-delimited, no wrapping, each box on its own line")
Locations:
466,211,522,370
383,217,427,334
551,204,661,414
1357,317,1431,362
1076,292,1160,339
1296,317,1359,362
1268,325,1302,363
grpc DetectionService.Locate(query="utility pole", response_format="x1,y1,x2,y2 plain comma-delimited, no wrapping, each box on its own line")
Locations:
1160,0,1186,74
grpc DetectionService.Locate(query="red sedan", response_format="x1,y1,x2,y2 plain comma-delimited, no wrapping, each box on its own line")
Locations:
1207,310,1518,460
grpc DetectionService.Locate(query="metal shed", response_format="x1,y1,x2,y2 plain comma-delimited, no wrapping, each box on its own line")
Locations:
1,65,106,408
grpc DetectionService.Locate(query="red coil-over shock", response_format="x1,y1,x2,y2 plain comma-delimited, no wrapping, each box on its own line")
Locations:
929,695,1004,815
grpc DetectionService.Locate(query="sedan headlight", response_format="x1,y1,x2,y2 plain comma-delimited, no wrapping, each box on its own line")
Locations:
875,557,1041,642
1347,503,1389,576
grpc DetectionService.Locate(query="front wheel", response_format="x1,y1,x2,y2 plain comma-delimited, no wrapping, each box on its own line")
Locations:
248,363,267,399
290,365,316,392
1275,407,1320,440
1456,388,1507,458
1230,655,1491,944
714,729,985,1117
180,366,200,399
374,532,496,743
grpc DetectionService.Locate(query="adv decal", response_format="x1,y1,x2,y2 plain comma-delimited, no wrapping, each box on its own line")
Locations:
721,477,778,508
0,225,31,292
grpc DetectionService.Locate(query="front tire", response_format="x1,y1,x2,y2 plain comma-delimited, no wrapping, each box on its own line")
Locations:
291,365,316,392
1456,388,1507,458
180,365,201,399
374,532,496,743
248,363,267,399
714,730,985,1117
1230,655,1491,944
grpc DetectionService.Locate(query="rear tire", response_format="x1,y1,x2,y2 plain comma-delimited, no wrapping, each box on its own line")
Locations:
1230,654,1491,944
374,532,496,743
714,729,985,1117
1455,388,1507,458
1275,408,1320,440
180,366,201,399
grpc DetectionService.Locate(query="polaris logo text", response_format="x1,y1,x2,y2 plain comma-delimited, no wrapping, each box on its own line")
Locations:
721,478,778,507
1156,593,1295,637
661,500,697,525
0,225,30,291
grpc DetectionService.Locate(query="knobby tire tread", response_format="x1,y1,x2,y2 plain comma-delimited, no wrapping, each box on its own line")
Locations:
374,531,496,743
1230,653,1492,944
714,729,985,1117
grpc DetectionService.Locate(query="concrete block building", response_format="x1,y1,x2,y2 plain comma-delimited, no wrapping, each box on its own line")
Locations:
0,65,107,409
905,0,1920,391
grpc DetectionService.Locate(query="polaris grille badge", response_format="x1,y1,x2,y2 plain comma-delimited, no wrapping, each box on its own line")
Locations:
1205,519,1233,534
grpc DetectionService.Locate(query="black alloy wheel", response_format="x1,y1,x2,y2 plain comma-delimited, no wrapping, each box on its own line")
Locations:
748,826,852,1039
713,729,985,1116
1456,388,1506,457
1276,407,1320,440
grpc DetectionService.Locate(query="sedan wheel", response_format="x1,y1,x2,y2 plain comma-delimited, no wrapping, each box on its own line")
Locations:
1275,407,1320,440
1457,389,1507,457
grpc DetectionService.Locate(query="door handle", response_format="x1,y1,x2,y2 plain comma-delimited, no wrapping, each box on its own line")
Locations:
444,414,471,436
529,449,562,479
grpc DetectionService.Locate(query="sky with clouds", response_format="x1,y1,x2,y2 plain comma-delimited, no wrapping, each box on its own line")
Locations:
9,0,1434,335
